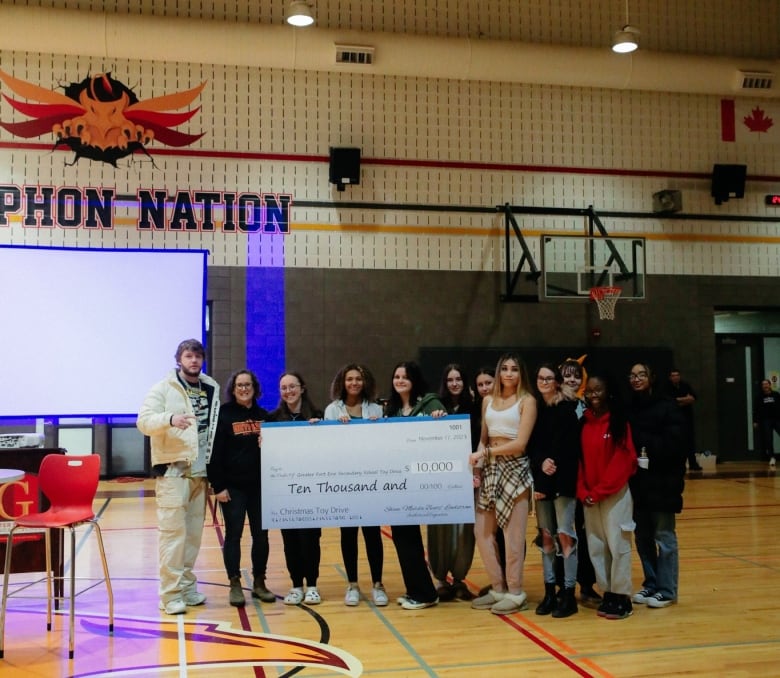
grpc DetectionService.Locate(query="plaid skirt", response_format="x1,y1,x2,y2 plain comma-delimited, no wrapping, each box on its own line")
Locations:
477,454,533,529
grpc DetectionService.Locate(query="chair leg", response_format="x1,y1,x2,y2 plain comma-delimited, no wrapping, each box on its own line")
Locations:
44,528,52,632
68,527,76,660
0,525,19,659
91,521,114,633
2,519,113,660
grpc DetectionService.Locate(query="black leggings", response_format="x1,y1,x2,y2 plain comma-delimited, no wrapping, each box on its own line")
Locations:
340,525,383,583
281,527,321,588
391,524,437,603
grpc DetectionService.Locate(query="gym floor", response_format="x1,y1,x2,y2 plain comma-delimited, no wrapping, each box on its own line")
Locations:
1,461,778,677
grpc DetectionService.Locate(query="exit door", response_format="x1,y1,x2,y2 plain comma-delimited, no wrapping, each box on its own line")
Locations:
715,336,759,461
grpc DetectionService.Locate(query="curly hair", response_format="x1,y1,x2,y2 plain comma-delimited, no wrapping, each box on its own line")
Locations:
329,363,377,403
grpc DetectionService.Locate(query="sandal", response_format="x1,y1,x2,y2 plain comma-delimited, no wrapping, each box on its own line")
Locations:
283,587,304,605
304,586,322,605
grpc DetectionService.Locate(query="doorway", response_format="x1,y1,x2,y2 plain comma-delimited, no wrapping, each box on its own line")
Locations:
715,336,758,460
714,309,780,461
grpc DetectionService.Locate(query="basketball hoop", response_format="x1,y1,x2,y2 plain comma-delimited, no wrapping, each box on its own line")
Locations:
589,286,622,320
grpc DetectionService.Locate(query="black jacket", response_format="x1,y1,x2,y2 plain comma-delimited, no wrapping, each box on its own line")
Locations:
753,389,780,423
207,400,269,494
529,398,581,499
628,391,686,513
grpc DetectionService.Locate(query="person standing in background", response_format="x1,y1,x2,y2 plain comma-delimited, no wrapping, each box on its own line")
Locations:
208,369,276,607
384,360,446,610
323,363,388,607
137,339,220,615
753,378,780,469
627,362,686,610
427,363,477,602
270,371,324,606
666,368,702,472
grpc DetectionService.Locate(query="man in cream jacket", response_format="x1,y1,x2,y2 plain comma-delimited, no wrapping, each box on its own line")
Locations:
138,339,219,615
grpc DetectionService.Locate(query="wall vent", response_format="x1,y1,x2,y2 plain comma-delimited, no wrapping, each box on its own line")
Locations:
737,70,774,90
335,44,375,65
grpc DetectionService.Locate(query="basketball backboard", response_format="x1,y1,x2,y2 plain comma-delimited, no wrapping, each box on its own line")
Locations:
540,234,645,301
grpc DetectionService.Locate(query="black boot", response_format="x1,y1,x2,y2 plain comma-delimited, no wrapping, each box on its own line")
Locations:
605,594,633,620
597,591,616,617
579,585,602,608
229,576,246,607
535,583,558,615
552,586,578,618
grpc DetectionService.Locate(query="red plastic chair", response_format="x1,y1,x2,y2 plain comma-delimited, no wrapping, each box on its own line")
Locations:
0,454,113,659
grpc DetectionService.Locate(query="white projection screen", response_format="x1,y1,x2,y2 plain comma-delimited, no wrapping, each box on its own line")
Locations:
0,246,207,418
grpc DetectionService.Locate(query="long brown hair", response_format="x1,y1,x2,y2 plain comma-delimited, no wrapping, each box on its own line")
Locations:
491,352,531,400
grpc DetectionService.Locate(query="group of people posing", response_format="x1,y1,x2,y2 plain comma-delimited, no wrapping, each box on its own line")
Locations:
138,339,687,621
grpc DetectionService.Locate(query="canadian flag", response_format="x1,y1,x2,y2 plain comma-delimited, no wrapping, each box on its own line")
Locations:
721,99,778,142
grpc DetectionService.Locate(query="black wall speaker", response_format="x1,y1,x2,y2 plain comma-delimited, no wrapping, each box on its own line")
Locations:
711,164,747,205
329,147,361,191
652,189,683,214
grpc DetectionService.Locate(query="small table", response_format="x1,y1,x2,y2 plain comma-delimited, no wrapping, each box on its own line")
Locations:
0,468,24,483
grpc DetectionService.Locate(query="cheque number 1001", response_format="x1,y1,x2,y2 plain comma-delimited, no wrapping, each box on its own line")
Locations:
410,461,455,473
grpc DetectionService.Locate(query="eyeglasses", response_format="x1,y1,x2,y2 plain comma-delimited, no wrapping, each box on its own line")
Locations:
537,376,556,383
584,389,604,397
235,383,254,390
280,384,301,393
629,372,648,381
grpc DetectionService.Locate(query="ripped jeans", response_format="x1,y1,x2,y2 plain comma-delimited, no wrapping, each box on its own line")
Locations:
535,495,578,589
583,484,635,596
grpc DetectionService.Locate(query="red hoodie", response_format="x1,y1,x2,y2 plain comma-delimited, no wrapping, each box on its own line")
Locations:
577,409,637,504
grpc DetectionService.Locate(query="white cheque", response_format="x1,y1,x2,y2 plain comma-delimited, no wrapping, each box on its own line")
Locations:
261,415,474,529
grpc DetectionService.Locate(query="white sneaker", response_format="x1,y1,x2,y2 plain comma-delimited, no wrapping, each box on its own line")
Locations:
400,596,438,610
632,588,654,604
372,583,389,606
183,591,206,606
770,458,776,469
159,599,186,615
304,586,322,605
344,585,360,606
283,587,304,605
646,592,676,608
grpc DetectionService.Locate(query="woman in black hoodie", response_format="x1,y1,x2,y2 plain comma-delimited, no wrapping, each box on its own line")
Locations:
529,363,581,618
208,369,276,607
626,362,685,609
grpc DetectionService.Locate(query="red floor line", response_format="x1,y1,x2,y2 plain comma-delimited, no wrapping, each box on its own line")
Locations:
499,613,604,677
206,495,267,677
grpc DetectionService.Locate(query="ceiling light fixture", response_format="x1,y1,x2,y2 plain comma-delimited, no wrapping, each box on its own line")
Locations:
612,0,639,53
286,1,314,27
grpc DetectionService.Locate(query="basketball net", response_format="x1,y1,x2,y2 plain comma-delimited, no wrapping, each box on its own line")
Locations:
589,286,622,320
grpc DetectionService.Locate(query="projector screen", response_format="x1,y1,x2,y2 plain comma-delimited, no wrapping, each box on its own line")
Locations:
0,245,207,418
